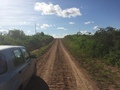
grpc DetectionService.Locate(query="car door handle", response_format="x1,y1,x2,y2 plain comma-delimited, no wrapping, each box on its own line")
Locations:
19,70,22,74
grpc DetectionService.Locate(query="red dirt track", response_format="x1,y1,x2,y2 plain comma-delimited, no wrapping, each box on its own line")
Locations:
27,39,98,90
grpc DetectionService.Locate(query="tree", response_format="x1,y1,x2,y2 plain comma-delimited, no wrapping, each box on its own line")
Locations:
8,29,25,39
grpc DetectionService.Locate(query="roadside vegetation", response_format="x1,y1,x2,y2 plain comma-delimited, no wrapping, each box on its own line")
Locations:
63,26,120,89
31,41,54,58
0,29,54,52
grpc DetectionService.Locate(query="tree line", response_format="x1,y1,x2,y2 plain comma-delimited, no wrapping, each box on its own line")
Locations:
63,27,120,68
0,29,54,51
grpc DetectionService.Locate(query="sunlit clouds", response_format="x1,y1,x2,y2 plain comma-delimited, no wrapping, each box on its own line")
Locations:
93,26,99,30
0,0,120,38
80,30,87,34
0,29,8,34
69,22,75,24
19,22,31,25
40,24,52,29
34,2,81,18
51,33,68,38
84,21,94,25
57,27,67,30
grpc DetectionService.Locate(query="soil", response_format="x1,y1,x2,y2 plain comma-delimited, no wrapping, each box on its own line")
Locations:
26,39,99,90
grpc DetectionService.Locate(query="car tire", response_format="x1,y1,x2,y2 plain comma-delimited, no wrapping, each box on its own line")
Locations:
18,85,23,90
33,66,36,77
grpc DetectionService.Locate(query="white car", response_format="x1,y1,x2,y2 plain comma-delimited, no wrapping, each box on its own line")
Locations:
0,45,36,90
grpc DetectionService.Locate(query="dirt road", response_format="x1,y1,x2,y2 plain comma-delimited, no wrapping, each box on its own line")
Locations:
26,39,98,90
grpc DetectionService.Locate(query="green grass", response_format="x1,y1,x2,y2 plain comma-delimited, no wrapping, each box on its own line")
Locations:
62,39,120,90
31,41,54,58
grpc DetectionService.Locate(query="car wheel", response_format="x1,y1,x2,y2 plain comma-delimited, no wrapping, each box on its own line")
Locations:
18,85,23,90
33,66,36,77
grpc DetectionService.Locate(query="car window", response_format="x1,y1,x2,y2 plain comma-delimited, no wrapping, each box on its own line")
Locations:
12,49,25,67
0,54,7,75
21,48,30,60
22,48,30,60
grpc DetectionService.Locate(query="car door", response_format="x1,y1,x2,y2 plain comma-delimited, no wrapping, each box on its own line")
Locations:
21,48,33,78
11,49,29,85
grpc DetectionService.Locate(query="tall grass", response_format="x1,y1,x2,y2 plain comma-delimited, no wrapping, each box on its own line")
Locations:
62,34,120,89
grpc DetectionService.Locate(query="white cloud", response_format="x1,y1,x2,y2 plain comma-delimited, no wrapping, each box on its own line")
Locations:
93,26,99,30
36,27,39,30
69,22,75,24
40,24,51,29
9,27,17,30
27,30,31,33
19,22,30,25
51,33,68,38
0,29,8,34
34,2,81,18
60,8,81,18
84,21,94,25
0,2,38,26
26,30,35,35
84,21,91,24
51,34,57,38
63,33,68,37
80,30,87,34
57,27,67,30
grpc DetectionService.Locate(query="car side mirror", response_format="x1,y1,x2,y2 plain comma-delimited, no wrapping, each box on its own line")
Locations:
30,54,36,59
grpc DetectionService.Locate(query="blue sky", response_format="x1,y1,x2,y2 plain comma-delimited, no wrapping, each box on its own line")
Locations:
0,0,120,38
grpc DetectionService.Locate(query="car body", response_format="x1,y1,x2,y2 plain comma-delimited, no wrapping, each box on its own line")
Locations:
0,45,36,90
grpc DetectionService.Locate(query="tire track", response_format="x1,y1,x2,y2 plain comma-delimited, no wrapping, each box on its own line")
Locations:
36,39,98,90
